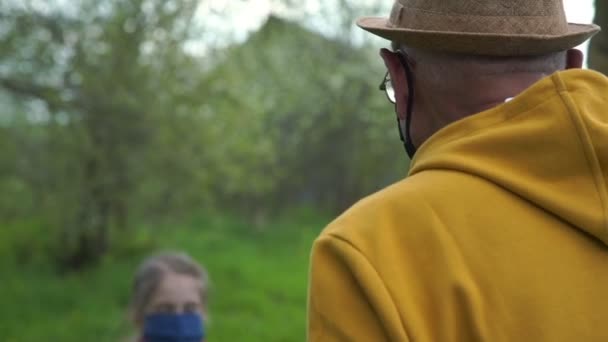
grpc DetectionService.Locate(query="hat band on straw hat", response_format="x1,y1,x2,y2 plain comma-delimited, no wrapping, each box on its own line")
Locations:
388,2,569,35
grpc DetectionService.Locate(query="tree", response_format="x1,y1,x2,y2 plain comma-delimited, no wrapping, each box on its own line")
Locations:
589,0,608,74
0,0,206,269
205,16,405,215
1,0,405,270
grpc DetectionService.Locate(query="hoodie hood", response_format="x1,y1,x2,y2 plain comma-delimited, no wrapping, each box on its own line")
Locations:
409,69,608,244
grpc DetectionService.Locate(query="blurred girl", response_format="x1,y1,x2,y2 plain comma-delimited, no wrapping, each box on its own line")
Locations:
130,252,209,342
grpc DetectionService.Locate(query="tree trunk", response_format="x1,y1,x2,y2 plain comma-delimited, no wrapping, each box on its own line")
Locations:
589,0,608,74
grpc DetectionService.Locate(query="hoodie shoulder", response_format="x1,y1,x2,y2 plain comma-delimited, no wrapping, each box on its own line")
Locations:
553,69,608,92
319,174,443,244
552,69,608,241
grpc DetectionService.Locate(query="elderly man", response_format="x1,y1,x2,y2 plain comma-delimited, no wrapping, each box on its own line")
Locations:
307,0,608,341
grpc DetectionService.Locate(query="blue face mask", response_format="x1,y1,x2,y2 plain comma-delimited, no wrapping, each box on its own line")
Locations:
143,313,205,342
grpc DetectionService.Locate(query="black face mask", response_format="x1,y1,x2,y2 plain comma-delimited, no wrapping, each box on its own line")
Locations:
397,52,417,159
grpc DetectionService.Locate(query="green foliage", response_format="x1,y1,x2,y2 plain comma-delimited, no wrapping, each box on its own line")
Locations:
0,1,405,269
0,0,211,268
0,0,407,338
589,0,608,74
0,212,325,341
205,16,407,213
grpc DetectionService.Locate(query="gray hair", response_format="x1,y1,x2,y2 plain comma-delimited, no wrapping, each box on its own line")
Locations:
391,42,567,77
129,251,209,326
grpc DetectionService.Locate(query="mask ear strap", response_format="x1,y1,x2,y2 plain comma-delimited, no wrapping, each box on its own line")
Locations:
396,52,417,159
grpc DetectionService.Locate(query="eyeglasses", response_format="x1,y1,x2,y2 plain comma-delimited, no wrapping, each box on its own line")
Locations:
377,51,418,157
379,71,396,104
379,51,416,105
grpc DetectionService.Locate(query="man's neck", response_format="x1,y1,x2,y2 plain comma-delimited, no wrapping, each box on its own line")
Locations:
413,71,555,147
458,72,550,117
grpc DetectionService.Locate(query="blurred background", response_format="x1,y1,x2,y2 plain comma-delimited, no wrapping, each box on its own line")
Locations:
0,0,605,340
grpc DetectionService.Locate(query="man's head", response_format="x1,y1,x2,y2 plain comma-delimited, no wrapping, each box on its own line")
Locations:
379,46,584,149
357,0,599,157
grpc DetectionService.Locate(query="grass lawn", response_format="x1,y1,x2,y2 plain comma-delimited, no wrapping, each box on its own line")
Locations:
0,211,327,341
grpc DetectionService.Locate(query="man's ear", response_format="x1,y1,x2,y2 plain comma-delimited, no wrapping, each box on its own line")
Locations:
566,49,584,69
379,48,410,120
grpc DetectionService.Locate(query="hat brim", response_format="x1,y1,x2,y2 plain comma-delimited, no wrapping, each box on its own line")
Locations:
357,17,600,56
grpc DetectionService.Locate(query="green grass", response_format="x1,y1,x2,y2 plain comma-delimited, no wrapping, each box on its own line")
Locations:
0,210,328,341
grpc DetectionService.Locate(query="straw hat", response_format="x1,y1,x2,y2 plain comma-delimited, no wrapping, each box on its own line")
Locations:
357,0,600,56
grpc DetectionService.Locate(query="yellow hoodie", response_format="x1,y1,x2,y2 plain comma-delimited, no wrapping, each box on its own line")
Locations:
307,69,608,341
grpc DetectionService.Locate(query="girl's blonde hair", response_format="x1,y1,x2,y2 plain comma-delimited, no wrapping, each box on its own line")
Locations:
129,251,209,326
